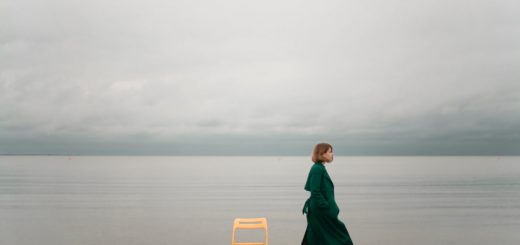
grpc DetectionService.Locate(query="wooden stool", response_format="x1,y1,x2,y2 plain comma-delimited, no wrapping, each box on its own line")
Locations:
231,218,268,245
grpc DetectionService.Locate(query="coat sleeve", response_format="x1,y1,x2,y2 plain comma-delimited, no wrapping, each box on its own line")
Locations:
309,169,329,209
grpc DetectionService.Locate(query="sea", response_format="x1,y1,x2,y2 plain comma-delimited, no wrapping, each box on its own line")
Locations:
1,156,519,245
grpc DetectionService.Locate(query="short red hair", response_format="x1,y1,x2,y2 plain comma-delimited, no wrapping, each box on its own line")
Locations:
311,143,333,163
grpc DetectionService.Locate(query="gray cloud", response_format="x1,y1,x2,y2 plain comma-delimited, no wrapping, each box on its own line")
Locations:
1,0,519,155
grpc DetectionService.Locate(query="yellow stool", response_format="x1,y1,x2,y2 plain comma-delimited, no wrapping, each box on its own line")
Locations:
231,218,268,245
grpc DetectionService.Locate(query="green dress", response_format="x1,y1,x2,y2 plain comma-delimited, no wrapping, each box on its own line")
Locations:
302,162,354,245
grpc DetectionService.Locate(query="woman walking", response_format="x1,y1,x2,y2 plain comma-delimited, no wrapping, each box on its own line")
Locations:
302,143,354,245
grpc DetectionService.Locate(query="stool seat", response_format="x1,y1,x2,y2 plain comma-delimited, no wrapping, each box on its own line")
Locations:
231,218,268,245
233,243,265,245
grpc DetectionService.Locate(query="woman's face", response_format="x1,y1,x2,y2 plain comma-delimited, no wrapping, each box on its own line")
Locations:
322,148,334,163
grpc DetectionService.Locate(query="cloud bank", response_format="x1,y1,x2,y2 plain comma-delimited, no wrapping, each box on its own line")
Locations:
1,0,519,155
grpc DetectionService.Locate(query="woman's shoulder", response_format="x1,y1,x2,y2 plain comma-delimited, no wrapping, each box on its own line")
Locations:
310,163,325,173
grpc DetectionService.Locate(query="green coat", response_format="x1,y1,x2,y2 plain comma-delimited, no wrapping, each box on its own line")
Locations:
302,162,353,245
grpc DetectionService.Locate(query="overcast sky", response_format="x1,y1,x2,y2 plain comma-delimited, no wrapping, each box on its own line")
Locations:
1,0,519,155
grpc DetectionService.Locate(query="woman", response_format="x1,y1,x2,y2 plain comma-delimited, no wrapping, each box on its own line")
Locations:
302,143,354,245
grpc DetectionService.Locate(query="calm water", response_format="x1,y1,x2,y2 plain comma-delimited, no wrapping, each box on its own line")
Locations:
1,156,519,245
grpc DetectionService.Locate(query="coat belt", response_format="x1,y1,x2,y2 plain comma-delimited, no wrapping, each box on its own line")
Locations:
302,198,311,214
